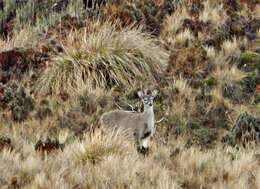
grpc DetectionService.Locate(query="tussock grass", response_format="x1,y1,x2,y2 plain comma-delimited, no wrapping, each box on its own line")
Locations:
173,77,193,98
204,46,216,60
0,126,260,189
0,0,16,33
199,1,227,27
72,129,131,164
161,5,188,36
212,66,247,87
160,5,189,47
257,29,260,38
255,6,260,18
0,27,38,52
67,0,85,19
166,78,197,128
35,11,64,33
221,37,248,60
15,0,35,31
173,29,195,47
37,21,168,95
0,0,259,188
221,38,240,57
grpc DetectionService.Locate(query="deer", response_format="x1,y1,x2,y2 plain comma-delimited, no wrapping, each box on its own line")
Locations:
100,89,158,155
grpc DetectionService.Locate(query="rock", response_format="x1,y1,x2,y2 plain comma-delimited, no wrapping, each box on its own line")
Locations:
35,137,64,153
166,48,208,79
0,136,13,151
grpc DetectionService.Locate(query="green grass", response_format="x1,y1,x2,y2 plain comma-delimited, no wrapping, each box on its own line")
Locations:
15,0,35,31
240,51,260,62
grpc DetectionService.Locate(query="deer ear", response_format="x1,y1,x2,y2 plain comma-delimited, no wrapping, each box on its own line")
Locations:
137,91,144,98
152,89,158,97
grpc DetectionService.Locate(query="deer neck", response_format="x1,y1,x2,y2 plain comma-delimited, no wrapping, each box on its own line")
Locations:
143,105,155,136
143,106,155,123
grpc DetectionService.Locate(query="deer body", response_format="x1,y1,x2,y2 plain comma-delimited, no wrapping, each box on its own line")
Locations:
100,90,158,151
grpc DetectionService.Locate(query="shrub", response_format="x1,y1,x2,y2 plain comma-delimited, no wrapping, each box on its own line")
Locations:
36,21,168,96
74,130,129,164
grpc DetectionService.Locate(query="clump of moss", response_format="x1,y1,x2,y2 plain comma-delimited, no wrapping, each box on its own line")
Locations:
240,51,260,63
204,77,217,87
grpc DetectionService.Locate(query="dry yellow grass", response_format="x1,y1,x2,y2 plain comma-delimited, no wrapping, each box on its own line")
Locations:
204,46,216,60
0,27,38,52
212,66,247,87
0,125,259,189
257,29,260,38
199,1,227,27
36,20,168,96
0,1,259,189
160,5,190,48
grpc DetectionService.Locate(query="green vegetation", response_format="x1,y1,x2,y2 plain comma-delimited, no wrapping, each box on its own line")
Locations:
241,51,260,62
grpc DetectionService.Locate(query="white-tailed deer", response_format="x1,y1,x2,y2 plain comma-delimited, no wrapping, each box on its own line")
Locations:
100,89,158,154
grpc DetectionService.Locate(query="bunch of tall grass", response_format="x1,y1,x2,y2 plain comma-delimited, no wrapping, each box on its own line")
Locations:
15,0,35,31
37,20,168,96
0,0,16,33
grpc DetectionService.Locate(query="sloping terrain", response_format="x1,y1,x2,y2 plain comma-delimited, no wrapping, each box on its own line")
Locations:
0,0,259,188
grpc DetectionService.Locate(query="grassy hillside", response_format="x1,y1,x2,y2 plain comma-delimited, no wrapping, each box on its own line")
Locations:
0,0,259,188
